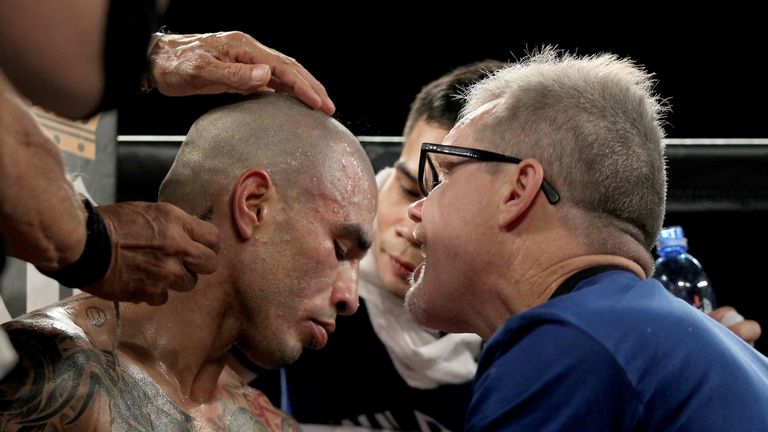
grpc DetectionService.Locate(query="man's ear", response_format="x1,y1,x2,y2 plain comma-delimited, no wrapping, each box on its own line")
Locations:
230,169,274,241
498,158,546,229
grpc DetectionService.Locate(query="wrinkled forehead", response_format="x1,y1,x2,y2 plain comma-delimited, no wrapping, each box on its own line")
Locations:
438,100,503,158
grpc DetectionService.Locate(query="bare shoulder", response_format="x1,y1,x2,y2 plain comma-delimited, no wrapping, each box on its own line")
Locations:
0,299,300,432
0,298,194,431
0,301,116,430
211,367,302,432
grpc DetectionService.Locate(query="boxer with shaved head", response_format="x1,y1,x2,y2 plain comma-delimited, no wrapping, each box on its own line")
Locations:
0,94,377,431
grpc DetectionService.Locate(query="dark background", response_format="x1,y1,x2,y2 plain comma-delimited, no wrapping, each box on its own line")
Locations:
119,2,767,138
117,2,768,354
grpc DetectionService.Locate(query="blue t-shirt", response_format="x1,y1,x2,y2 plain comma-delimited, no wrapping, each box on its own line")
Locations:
283,299,473,431
468,270,768,431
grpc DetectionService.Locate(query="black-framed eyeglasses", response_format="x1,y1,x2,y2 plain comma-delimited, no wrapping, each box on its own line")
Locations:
418,143,561,204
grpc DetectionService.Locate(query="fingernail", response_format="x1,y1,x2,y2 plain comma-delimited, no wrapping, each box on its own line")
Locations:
251,65,269,83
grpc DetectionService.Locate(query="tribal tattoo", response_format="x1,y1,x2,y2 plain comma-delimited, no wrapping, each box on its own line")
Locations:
0,309,299,431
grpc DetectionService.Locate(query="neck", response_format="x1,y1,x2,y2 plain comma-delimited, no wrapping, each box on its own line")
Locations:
97,275,238,403
480,252,643,341
536,255,645,303
523,253,643,310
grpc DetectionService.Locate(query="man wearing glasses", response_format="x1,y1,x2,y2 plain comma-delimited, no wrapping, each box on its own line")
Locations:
405,48,768,431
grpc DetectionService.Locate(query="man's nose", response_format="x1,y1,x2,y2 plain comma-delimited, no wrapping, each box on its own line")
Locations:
408,198,425,223
331,263,360,316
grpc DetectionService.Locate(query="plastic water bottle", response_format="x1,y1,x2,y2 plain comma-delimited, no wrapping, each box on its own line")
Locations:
652,226,717,313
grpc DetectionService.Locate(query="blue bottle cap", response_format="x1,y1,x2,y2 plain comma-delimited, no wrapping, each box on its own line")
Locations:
656,226,688,251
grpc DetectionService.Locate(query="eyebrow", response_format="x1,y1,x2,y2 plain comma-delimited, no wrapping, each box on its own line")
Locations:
340,223,372,252
394,161,418,184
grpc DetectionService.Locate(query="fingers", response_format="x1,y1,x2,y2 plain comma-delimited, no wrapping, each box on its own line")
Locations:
152,31,335,114
226,32,334,114
182,213,220,254
729,320,762,346
186,57,334,116
82,202,220,306
198,60,273,94
163,206,219,284
179,211,220,275
127,256,198,306
129,256,199,306
709,306,739,324
719,309,746,328
224,58,334,115
144,288,170,307
181,237,219,275
709,305,762,345
269,61,334,114
287,64,334,115
167,260,199,293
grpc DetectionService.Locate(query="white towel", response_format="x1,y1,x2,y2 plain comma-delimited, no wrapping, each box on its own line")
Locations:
358,168,482,390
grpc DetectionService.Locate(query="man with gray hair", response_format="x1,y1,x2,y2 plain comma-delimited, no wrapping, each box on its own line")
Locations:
405,48,768,431
0,94,377,430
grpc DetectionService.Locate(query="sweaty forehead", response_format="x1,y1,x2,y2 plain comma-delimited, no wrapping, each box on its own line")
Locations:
322,143,375,191
307,178,376,249
309,144,377,217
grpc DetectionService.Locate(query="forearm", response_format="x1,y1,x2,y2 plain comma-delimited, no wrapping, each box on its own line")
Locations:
0,0,107,118
0,72,87,269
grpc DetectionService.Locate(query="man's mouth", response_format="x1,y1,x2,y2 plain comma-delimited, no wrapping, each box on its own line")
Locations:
308,319,336,350
409,262,426,286
388,254,416,279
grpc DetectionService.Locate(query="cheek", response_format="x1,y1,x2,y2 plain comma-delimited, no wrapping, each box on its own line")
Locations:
423,195,459,253
376,186,399,226
376,203,403,237
277,234,333,285
301,243,338,283
377,189,412,234
430,194,490,266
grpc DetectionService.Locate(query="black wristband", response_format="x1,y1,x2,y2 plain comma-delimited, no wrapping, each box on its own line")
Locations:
38,199,113,288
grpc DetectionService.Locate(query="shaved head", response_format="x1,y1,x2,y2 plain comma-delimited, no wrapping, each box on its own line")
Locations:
159,94,374,216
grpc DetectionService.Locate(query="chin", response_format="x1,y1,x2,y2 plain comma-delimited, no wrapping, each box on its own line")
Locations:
265,348,302,369
381,276,409,298
249,339,304,369
280,340,305,366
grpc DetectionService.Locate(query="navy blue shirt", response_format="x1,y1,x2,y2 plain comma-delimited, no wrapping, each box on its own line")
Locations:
468,270,768,431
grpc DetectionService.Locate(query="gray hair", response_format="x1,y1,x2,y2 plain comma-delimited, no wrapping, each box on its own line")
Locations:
461,47,668,254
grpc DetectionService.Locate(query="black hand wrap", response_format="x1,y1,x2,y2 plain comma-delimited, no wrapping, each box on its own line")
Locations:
38,199,113,288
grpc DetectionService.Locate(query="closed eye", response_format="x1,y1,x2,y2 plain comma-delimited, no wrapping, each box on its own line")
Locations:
395,162,422,199
437,158,475,183
333,223,371,262
400,183,421,199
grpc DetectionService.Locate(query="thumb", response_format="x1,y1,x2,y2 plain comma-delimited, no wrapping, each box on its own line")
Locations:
217,63,272,93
